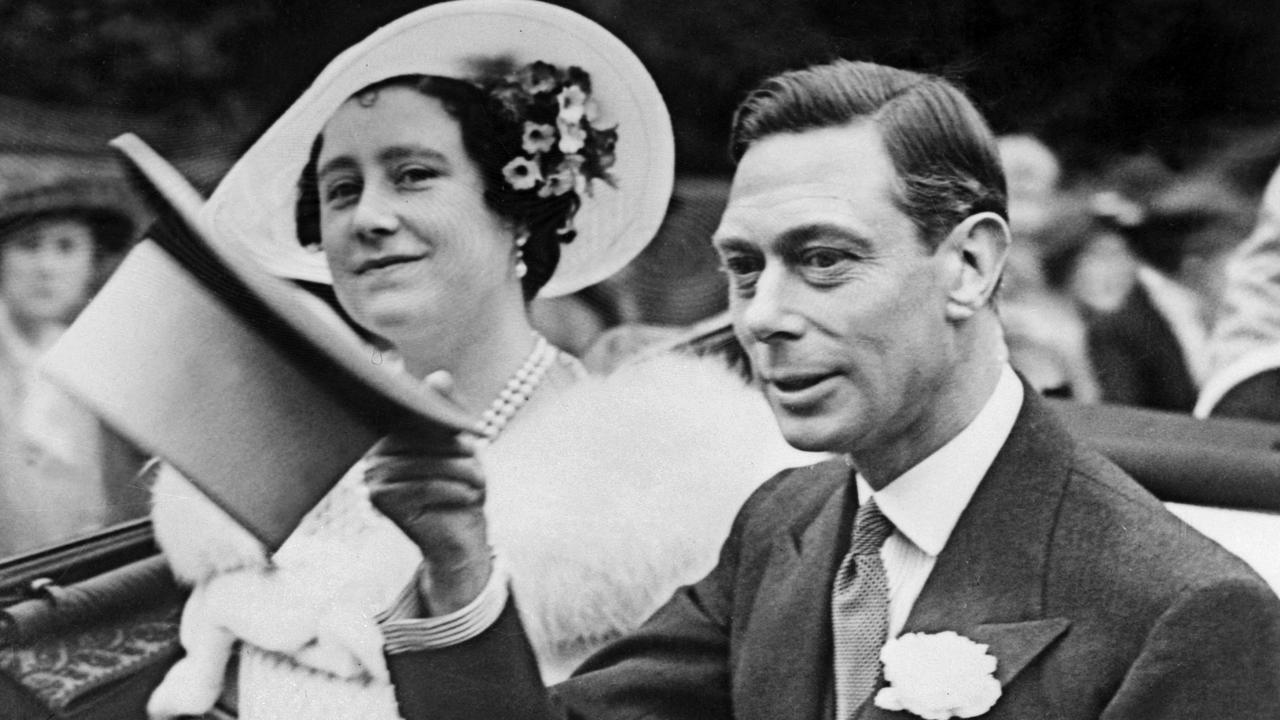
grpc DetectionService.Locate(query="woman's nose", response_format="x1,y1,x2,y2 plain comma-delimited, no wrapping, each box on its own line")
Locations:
352,188,401,242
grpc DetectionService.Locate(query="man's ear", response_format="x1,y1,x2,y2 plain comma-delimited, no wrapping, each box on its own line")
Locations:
942,211,1010,321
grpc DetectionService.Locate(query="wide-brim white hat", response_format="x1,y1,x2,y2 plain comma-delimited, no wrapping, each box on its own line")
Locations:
201,0,674,298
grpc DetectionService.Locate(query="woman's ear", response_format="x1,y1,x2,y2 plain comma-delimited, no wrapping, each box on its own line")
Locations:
943,211,1011,321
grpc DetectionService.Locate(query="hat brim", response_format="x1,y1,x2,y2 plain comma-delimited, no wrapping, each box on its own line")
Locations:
201,0,674,298
0,179,140,252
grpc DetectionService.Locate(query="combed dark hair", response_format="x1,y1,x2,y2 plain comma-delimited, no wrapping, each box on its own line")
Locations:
730,60,1007,248
296,74,579,300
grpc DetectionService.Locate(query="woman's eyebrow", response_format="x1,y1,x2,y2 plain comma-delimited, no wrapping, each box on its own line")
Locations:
378,145,450,167
316,155,357,179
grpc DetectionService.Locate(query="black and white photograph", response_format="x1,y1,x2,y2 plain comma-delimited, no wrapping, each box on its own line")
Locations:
2,1,1280,718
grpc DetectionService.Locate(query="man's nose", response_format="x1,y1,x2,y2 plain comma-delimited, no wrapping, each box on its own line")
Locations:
739,266,805,342
352,187,401,243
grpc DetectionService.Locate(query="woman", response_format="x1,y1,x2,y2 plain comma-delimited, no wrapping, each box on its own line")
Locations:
0,177,140,555
148,2,813,718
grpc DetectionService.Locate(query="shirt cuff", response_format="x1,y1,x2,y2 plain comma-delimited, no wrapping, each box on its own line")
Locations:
378,555,510,654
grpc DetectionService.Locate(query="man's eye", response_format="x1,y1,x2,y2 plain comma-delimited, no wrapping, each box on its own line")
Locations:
720,255,763,294
722,255,763,278
801,248,848,269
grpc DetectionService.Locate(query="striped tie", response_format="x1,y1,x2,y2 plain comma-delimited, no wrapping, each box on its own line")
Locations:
831,498,895,719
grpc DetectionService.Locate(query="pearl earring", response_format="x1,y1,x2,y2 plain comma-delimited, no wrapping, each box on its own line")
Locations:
515,233,529,279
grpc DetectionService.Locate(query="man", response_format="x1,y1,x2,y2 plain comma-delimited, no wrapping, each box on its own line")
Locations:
379,60,1280,719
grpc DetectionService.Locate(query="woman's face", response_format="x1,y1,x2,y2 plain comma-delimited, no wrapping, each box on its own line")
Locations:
0,216,96,326
1067,231,1138,314
316,86,518,350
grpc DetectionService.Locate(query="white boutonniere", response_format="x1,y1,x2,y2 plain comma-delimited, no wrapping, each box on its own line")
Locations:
874,631,1002,720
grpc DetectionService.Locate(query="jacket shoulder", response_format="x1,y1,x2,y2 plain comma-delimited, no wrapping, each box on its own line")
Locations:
739,458,847,531
1054,444,1273,606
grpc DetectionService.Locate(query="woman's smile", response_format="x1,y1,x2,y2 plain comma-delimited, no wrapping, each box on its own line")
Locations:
354,253,428,275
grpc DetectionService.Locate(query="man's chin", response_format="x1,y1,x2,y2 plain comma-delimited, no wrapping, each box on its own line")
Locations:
775,419,845,454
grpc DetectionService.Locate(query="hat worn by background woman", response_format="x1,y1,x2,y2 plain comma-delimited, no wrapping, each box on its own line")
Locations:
0,177,140,252
202,0,674,299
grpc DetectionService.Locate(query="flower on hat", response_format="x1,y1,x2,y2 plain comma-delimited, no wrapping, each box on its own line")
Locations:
502,156,543,191
522,122,556,154
539,161,577,198
485,61,617,199
873,631,1002,720
557,84,588,125
559,154,587,195
557,116,587,154
518,61,559,95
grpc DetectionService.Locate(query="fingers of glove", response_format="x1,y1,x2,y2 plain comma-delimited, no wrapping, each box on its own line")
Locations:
365,454,485,497
367,479,485,522
370,429,478,460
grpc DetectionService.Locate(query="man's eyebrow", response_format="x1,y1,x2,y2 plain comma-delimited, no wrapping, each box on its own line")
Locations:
710,236,755,254
776,223,871,251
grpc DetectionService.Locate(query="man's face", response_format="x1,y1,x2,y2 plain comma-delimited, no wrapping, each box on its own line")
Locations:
713,122,960,456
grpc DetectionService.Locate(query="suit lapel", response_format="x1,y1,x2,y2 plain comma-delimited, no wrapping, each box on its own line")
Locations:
890,392,1076,698
736,462,853,720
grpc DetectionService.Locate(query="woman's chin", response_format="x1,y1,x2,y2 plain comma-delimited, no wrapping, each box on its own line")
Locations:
353,307,428,344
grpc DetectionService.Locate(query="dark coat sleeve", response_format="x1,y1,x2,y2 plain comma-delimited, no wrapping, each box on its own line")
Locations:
1099,576,1280,719
387,599,556,720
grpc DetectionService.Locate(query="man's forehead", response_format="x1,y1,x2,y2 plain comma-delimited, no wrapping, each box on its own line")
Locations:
715,125,901,244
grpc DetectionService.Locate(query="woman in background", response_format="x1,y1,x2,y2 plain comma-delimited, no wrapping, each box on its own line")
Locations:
0,177,139,555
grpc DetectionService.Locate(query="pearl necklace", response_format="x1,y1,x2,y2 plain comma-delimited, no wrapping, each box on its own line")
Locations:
474,333,556,443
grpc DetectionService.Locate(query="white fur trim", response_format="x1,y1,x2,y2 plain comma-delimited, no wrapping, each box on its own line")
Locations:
151,463,269,584
484,352,820,679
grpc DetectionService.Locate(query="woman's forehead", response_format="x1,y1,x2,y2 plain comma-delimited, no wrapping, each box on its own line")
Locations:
318,87,463,166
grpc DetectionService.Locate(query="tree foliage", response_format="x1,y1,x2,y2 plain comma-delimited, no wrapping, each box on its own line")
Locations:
2,0,1278,182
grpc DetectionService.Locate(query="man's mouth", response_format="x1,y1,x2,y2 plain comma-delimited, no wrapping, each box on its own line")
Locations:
766,372,838,393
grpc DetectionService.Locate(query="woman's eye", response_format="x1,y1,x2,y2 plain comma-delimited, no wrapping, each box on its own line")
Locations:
322,179,360,205
396,165,439,187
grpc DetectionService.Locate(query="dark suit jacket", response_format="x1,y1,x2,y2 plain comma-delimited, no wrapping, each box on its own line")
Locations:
389,392,1280,719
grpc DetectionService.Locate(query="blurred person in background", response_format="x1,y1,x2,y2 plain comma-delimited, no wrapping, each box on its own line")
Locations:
0,176,139,554
1195,160,1280,421
1038,162,1248,413
996,134,1100,401
1042,198,1199,411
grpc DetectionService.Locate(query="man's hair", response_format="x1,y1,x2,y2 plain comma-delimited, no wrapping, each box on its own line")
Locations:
730,60,1007,248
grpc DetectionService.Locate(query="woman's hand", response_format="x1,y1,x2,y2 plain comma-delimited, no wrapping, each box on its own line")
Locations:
365,371,491,614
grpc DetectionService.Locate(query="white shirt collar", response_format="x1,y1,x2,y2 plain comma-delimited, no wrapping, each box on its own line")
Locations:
855,365,1024,557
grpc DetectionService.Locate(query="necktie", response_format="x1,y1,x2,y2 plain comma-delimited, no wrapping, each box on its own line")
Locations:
831,498,895,719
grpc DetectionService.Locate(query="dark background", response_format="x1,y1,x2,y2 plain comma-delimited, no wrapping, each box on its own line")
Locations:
3,0,1280,188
